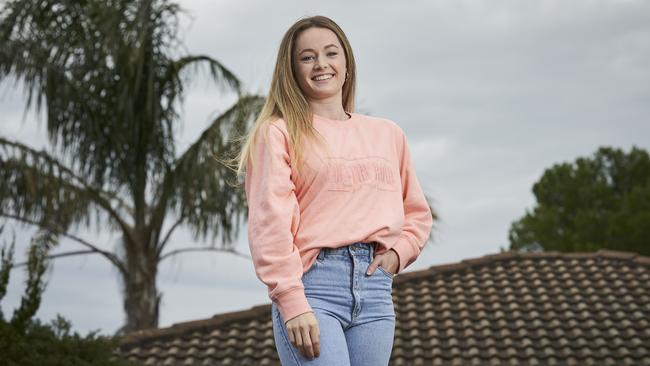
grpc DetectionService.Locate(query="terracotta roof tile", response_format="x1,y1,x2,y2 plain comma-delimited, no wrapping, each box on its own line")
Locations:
115,249,650,365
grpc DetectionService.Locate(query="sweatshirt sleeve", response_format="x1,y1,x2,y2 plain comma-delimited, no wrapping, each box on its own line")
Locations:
390,128,434,274
244,122,312,324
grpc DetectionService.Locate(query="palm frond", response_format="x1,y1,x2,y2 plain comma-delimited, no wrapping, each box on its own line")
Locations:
152,94,264,252
0,137,133,238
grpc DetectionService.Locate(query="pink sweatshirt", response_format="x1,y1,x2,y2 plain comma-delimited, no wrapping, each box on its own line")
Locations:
245,112,433,323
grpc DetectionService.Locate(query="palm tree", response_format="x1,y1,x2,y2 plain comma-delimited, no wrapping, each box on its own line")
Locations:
0,0,263,334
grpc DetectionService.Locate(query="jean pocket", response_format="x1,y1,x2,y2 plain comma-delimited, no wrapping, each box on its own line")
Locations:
304,259,320,277
316,249,325,263
376,265,395,279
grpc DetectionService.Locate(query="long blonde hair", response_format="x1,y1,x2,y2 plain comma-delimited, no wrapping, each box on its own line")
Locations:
229,15,357,180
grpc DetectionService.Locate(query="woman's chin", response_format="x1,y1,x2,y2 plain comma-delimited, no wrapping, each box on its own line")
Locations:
306,86,341,99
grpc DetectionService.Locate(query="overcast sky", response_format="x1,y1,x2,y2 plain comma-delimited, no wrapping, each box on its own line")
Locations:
1,0,649,336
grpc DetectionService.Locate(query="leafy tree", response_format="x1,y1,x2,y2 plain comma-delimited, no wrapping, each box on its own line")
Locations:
0,0,263,335
0,226,142,366
509,146,650,256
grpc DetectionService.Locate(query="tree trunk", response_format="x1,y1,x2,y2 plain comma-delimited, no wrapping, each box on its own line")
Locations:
115,242,161,335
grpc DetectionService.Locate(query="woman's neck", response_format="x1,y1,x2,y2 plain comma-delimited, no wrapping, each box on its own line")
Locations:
309,102,349,121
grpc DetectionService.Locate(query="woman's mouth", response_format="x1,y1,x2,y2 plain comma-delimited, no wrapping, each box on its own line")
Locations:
312,73,334,82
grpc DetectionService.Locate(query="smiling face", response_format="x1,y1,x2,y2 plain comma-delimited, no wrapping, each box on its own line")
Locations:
293,27,347,103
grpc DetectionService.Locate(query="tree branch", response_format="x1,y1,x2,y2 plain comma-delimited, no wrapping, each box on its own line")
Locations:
12,249,102,268
1,213,127,276
159,246,251,262
157,215,184,257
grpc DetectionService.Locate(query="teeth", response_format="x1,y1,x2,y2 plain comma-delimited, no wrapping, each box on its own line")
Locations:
313,74,333,81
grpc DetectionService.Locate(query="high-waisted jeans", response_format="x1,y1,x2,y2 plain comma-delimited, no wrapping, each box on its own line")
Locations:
271,241,396,365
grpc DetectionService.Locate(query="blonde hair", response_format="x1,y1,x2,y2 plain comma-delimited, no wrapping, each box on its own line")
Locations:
222,15,357,181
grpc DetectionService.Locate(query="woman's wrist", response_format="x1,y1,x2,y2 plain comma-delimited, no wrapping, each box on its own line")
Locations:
389,248,400,274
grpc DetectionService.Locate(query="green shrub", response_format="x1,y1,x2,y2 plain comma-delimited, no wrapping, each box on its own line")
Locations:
0,226,141,366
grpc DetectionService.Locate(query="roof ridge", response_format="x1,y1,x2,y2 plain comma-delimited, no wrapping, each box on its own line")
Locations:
453,248,648,269
391,248,650,283
118,303,271,346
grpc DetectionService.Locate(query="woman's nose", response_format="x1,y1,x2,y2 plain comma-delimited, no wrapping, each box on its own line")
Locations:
315,56,328,69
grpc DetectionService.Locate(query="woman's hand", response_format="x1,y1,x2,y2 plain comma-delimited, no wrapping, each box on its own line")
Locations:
367,248,399,276
284,311,320,359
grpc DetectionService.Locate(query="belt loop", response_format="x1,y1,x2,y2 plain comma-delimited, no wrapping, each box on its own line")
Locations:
369,242,374,261
317,249,324,261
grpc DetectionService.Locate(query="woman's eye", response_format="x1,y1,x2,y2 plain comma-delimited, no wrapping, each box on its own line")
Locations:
301,52,337,61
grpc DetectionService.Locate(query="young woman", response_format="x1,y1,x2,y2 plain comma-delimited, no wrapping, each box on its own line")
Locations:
235,15,434,365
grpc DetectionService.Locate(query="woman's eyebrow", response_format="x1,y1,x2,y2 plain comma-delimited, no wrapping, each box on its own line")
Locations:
298,44,339,55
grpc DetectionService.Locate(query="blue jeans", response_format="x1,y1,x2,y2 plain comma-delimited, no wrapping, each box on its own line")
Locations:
271,241,396,365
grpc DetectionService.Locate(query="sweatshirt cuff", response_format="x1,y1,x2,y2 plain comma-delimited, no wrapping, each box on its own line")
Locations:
391,234,419,274
274,287,313,325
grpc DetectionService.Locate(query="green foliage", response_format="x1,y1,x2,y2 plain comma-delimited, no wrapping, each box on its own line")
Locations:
0,226,142,366
509,146,650,255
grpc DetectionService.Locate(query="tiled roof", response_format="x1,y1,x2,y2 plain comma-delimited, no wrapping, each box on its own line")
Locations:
114,249,650,365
